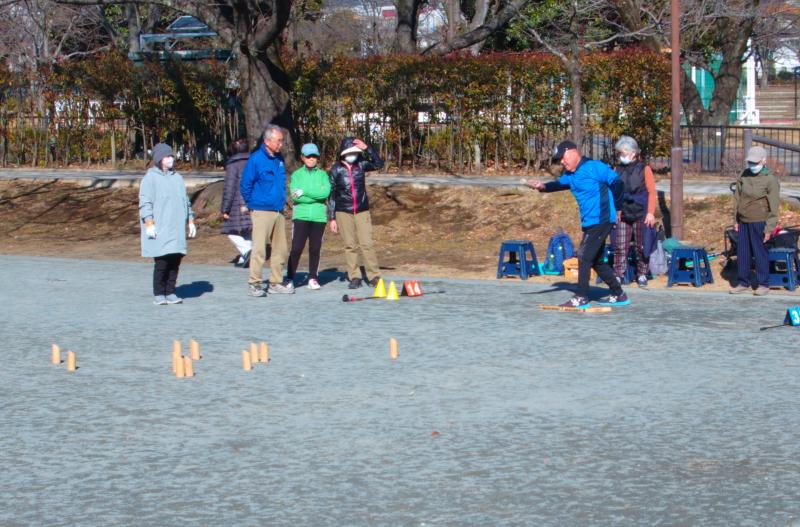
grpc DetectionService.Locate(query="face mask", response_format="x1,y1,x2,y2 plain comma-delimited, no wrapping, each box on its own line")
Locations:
618,154,634,165
162,156,174,170
748,163,763,174
344,155,358,164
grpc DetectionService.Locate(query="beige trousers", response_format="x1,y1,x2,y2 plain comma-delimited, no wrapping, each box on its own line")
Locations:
336,211,380,281
249,210,288,285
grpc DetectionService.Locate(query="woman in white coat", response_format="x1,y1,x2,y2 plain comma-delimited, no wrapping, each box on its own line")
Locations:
139,143,196,305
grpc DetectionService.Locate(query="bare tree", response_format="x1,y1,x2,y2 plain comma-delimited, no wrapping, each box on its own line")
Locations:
392,0,535,55
516,0,662,144
0,0,108,70
615,0,789,128
56,0,298,158
394,0,422,53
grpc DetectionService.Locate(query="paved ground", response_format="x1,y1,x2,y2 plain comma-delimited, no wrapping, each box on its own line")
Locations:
3,168,800,198
2,255,800,525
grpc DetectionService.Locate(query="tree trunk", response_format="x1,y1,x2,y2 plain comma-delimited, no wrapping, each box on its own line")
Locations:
237,42,298,166
394,0,421,53
681,19,753,172
568,61,583,146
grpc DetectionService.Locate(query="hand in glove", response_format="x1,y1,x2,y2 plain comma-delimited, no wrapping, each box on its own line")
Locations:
291,189,303,199
188,222,197,239
145,223,157,239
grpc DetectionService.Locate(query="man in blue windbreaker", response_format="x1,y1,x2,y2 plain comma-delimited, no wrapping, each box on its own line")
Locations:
527,140,629,308
240,124,293,297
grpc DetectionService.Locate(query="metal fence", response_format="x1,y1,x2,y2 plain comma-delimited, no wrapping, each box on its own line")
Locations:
2,113,798,177
666,125,800,177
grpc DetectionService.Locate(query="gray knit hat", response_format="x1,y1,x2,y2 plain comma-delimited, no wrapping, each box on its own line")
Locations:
151,143,173,167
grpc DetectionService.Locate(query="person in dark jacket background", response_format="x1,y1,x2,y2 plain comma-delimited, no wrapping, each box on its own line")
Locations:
527,140,627,308
221,138,252,267
328,136,384,289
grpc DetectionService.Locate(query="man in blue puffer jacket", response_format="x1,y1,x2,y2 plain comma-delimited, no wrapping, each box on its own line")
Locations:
240,124,293,297
527,140,628,309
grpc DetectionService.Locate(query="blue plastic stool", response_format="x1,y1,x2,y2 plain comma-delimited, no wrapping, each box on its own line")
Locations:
497,240,540,280
667,246,714,287
767,248,800,291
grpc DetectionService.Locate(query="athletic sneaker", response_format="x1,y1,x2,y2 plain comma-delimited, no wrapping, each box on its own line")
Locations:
637,275,648,288
596,292,630,306
269,281,295,294
753,286,770,296
348,278,363,289
558,295,590,309
248,283,267,297
153,295,167,305
729,285,751,294
367,276,382,287
308,278,321,290
165,294,183,304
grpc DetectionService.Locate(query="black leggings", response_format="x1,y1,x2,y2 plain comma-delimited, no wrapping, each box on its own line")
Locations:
153,253,183,296
287,220,326,280
577,223,622,298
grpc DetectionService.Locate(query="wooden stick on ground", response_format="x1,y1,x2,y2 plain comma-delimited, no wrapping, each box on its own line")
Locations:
539,304,612,314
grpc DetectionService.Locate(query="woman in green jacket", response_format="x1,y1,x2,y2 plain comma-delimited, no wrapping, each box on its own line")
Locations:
287,143,332,290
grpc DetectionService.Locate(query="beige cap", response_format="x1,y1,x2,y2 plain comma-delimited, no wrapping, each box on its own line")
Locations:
746,146,767,163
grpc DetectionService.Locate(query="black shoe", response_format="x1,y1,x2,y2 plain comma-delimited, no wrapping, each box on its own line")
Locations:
348,278,363,289
367,276,381,288
596,292,630,306
240,250,251,268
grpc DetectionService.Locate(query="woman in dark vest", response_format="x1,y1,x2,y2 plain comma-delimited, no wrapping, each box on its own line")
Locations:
611,136,657,287
221,138,253,267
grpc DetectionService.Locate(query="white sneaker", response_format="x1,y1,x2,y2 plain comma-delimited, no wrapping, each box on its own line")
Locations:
308,278,321,290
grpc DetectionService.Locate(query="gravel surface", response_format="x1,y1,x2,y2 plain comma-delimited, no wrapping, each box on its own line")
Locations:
2,255,800,526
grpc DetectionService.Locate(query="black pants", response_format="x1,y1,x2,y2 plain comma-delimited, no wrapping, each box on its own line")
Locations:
153,253,183,296
287,220,326,280
577,223,622,298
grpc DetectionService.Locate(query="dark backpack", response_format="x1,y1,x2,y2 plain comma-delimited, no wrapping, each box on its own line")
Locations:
542,230,575,274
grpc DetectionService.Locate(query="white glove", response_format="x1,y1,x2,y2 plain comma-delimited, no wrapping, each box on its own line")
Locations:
145,224,157,239
188,222,197,239
292,189,303,199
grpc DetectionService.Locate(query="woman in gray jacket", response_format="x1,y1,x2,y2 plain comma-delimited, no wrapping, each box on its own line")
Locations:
139,143,197,305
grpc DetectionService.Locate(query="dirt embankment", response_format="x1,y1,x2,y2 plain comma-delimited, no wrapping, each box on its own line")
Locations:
2,179,800,290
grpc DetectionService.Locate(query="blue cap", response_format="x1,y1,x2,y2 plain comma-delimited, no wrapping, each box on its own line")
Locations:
300,143,320,157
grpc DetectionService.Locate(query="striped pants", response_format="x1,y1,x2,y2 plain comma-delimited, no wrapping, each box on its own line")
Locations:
612,219,649,279
736,221,769,287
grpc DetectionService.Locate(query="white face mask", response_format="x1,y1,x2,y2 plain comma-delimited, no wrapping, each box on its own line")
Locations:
618,154,634,165
344,155,358,164
162,156,175,170
748,163,763,174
